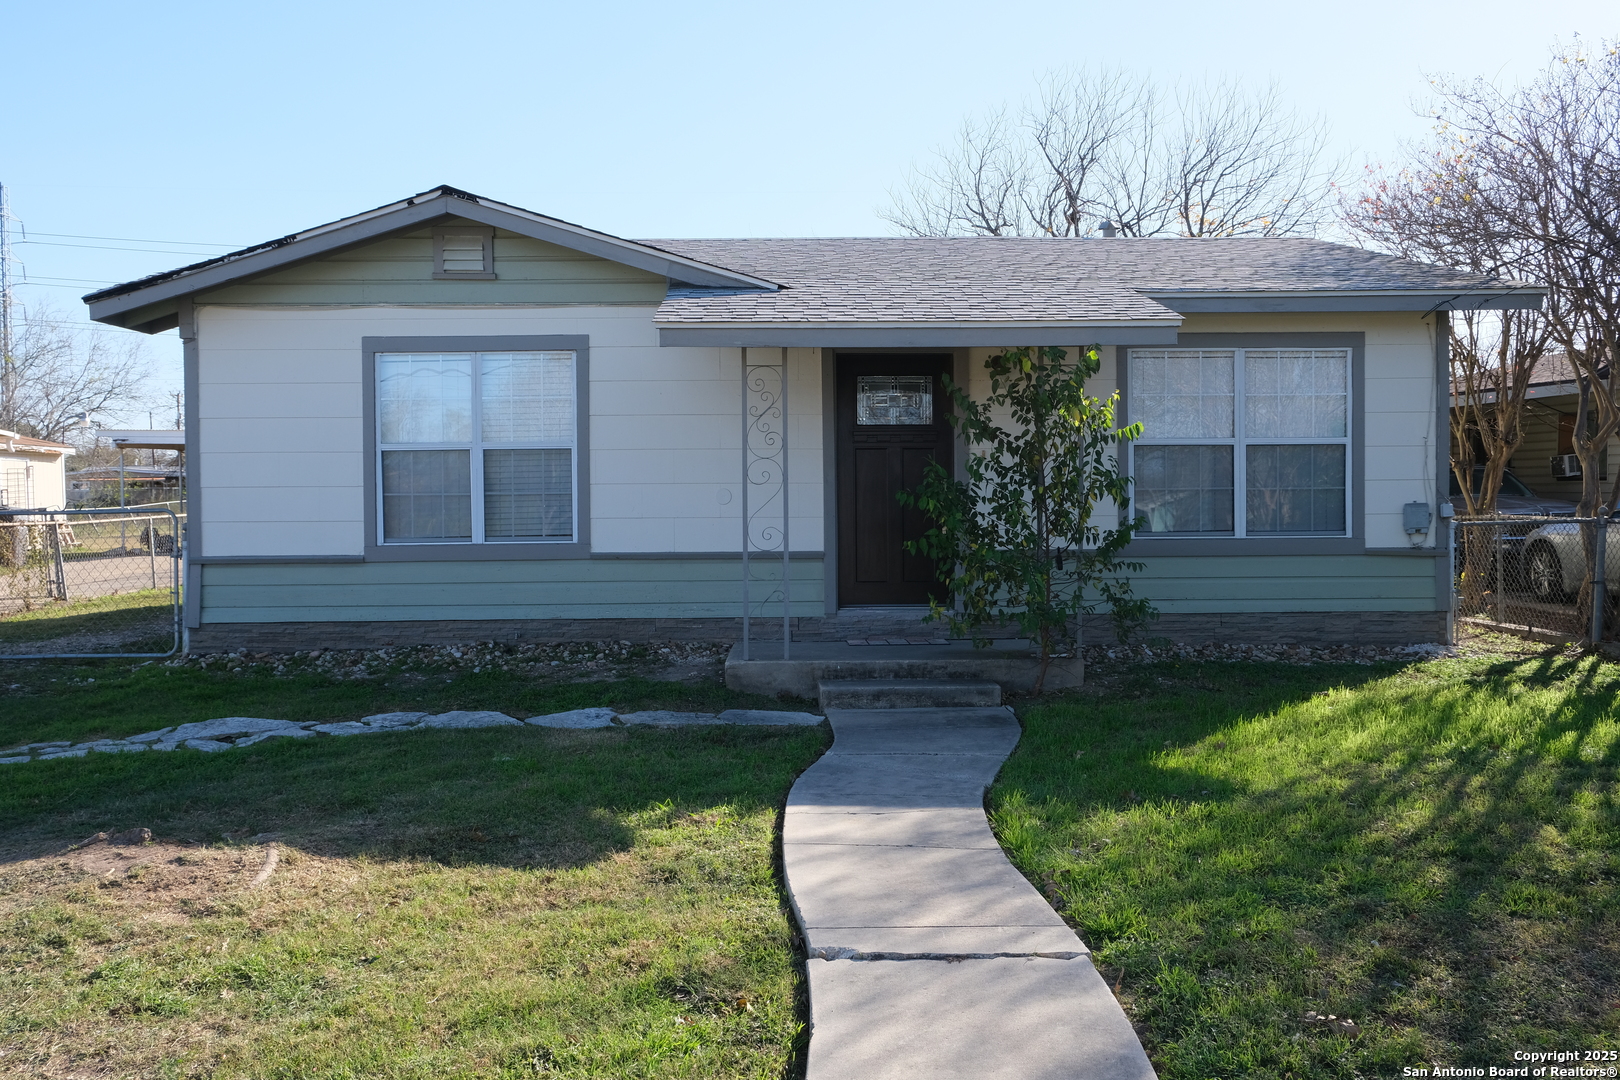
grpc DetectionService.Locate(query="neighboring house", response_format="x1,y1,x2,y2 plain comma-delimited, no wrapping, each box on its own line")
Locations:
72,428,188,507
67,466,183,507
1450,354,1620,503
0,430,71,511
82,187,1543,651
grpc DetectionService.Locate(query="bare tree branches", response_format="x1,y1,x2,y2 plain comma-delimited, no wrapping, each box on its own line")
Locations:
1,307,152,443
1342,150,1554,516
883,70,1340,238
1417,42,1620,516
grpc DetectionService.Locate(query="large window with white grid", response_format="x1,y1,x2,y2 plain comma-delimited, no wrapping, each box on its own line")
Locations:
376,350,577,544
1128,348,1351,536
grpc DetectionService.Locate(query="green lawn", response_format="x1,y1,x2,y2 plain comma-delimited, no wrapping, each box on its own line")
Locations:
0,588,175,649
0,654,827,1078
8,641,1617,1077
990,646,1620,1078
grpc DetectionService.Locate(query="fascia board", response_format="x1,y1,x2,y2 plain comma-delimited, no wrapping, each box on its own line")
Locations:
1153,289,1545,313
86,199,458,326
86,195,779,330
658,324,1182,348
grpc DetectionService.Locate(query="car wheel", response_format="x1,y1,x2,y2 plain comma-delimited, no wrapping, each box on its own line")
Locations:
1527,543,1568,602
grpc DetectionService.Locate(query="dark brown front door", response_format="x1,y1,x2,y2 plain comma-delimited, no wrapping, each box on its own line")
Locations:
836,354,955,606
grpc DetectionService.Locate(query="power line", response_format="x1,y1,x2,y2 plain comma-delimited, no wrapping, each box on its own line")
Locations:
19,239,229,256
25,230,245,248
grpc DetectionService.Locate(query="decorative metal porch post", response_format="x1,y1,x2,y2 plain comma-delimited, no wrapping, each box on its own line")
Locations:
740,348,790,661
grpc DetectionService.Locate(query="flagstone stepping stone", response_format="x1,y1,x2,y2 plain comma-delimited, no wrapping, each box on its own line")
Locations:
360,712,430,728
311,722,374,736
2,705,827,764
417,710,524,729
126,728,174,743
717,709,823,726
619,710,722,725
160,717,307,744
236,729,315,746
524,707,619,728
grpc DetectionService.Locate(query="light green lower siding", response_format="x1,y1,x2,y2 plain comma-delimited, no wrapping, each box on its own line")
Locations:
199,558,826,623
1128,555,1439,613
200,552,1438,624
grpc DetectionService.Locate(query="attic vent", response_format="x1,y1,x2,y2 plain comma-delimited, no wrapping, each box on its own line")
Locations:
433,225,496,279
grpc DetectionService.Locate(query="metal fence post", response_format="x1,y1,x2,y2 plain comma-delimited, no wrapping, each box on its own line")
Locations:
1592,517,1607,644
148,516,157,589
1495,521,1506,625
1447,517,1458,646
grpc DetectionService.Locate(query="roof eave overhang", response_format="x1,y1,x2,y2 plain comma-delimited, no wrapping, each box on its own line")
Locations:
1153,289,1546,313
86,192,779,332
656,322,1183,348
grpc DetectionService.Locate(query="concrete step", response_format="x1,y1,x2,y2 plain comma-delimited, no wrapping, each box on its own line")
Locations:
818,679,1003,710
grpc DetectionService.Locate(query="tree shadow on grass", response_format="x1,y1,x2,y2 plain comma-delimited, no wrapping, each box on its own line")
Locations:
0,723,831,873
993,653,1620,1078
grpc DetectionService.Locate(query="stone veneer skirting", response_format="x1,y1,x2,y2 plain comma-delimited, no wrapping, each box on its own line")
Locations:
187,609,1446,652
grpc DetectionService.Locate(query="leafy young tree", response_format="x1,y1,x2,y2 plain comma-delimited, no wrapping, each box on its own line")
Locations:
898,346,1154,691
884,69,1339,239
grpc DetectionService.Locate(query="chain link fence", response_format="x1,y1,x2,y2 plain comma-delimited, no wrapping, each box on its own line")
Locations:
0,507,182,658
1453,515,1615,643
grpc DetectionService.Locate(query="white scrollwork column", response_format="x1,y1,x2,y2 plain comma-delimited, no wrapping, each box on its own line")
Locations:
741,348,790,660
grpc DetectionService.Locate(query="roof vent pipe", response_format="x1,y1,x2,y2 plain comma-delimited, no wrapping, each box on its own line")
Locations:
1099,220,1117,238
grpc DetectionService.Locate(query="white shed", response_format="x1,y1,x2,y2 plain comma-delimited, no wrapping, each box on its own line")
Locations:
0,430,71,511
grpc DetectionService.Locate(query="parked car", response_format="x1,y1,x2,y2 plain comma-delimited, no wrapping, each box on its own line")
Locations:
1448,468,1579,516
1522,518,1620,601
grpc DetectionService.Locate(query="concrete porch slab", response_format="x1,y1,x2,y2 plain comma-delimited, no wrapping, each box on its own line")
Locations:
724,640,1082,699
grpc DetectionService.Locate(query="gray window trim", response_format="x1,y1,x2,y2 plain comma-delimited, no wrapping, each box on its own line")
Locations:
1120,331,1366,556
432,225,496,280
361,335,591,562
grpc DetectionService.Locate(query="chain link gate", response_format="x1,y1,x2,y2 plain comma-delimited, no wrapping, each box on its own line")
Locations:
1453,515,1616,643
0,507,182,659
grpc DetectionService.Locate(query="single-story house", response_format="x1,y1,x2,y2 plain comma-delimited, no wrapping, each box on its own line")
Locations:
0,430,71,511
83,187,1543,652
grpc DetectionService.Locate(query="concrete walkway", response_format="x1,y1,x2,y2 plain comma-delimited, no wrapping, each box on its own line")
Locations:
784,706,1158,1079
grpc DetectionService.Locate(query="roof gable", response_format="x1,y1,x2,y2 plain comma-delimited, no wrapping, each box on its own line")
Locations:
85,187,780,332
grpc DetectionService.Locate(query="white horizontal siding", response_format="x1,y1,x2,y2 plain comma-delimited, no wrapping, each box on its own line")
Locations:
195,306,824,558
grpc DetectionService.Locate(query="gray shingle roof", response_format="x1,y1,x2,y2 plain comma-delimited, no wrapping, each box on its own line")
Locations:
644,236,1537,325
657,279,1178,325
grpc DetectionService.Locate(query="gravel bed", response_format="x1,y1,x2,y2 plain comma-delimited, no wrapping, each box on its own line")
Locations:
158,640,730,681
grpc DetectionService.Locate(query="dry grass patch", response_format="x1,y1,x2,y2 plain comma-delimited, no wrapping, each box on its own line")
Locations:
0,723,826,1078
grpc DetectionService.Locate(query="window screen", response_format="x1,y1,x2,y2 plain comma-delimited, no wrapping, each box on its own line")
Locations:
376,350,577,544
1128,348,1351,537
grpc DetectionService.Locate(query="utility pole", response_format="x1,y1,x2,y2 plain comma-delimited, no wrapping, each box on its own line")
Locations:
0,183,17,432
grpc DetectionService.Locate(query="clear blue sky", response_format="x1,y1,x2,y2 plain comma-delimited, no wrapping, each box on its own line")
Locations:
4,0,1614,416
